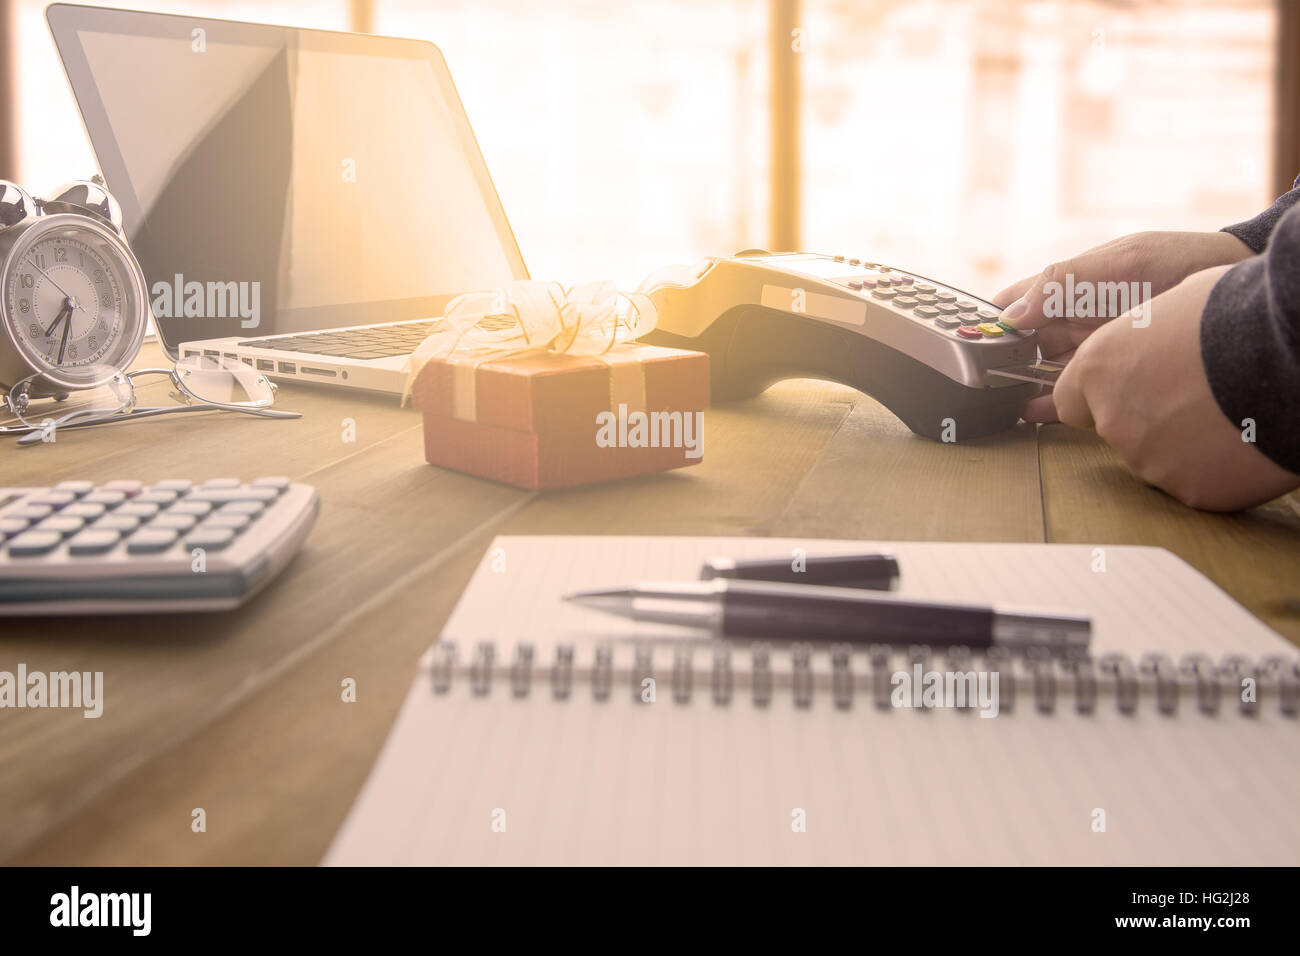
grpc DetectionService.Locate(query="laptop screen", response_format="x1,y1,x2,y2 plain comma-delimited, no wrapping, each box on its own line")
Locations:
48,4,528,353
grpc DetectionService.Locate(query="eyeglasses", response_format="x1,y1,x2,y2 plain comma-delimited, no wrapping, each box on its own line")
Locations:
1,355,301,446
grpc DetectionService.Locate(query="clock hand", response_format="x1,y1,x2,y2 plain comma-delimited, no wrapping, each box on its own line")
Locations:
23,256,90,313
57,308,72,365
43,297,74,337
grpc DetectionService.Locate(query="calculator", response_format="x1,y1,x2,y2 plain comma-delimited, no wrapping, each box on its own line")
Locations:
0,478,319,614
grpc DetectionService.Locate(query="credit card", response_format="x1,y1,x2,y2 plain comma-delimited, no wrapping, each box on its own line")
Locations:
986,360,1066,387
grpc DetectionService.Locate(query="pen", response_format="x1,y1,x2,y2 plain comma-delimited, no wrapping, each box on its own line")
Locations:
701,552,899,589
565,579,1091,652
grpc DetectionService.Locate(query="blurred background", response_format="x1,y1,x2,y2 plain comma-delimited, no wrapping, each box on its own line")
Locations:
1,0,1295,297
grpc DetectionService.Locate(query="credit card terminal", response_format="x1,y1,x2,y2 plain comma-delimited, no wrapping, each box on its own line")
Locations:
640,251,1041,441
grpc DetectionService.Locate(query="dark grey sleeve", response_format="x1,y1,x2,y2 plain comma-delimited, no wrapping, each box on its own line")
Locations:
1201,200,1300,474
1221,175,1300,253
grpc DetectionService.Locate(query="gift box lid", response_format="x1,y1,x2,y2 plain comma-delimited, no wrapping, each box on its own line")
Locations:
410,343,709,434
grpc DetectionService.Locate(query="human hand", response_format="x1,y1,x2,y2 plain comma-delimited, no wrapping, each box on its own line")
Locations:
1047,264,1299,511
993,231,1253,422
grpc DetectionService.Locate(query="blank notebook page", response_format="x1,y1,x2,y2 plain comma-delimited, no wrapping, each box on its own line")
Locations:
325,537,1300,865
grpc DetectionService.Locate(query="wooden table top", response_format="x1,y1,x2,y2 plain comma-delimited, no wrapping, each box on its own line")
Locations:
3,342,1298,864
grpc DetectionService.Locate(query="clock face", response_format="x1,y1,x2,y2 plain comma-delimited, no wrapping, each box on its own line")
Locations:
2,217,141,381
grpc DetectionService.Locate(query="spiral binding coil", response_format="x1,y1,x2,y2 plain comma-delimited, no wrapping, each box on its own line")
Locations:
429,640,1300,718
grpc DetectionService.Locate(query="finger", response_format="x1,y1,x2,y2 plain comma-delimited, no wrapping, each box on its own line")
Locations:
1000,250,1150,331
1036,321,1092,359
1050,361,1094,431
1021,392,1059,423
992,274,1038,308
998,263,1070,330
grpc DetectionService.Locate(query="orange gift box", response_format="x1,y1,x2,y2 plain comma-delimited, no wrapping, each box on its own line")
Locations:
410,344,710,489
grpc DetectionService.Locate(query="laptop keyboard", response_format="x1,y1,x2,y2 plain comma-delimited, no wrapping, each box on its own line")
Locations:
243,321,440,360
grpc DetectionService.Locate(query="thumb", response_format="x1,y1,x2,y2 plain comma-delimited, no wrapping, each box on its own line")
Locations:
1020,391,1060,423
991,274,1037,308
1000,252,1142,331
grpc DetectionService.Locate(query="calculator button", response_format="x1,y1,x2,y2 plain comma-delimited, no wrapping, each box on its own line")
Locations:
135,491,179,506
152,480,193,493
0,518,31,537
101,480,143,497
204,513,251,532
37,516,85,537
858,277,877,288
202,478,242,489
977,322,1005,337
936,303,960,314
870,287,898,299
27,491,76,508
8,531,62,556
221,500,267,516
898,275,914,285
150,514,198,532
67,530,122,555
934,316,962,329
62,503,107,520
893,296,919,308
847,258,859,265
913,283,936,294
914,305,940,318
860,261,878,270
847,279,862,290
188,487,278,504
955,300,979,312
170,501,214,517
959,314,982,326
956,326,984,339
187,528,236,551
94,515,141,533
8,506,53,522
914,294,938,305
976,308,1000,321
82,491,127,508
126,529,180,553
118,502,161,519
934,291,957,303
53,481,94,496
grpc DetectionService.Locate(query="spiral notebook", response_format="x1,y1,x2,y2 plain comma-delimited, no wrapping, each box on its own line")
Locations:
325,537,1300,866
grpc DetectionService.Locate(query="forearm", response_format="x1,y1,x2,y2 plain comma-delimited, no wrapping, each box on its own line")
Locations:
1202,201,1300,473
1221,176,1300,254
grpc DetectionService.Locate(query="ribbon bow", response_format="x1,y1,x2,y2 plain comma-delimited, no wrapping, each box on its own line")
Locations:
402,280,658,402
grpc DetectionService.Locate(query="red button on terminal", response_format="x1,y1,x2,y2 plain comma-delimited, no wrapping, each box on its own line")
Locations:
956,326,983,339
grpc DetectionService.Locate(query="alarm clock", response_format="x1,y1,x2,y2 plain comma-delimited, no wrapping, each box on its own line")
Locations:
0,176,149,393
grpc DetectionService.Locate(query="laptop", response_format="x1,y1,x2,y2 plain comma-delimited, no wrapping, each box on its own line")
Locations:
48,4,528,394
